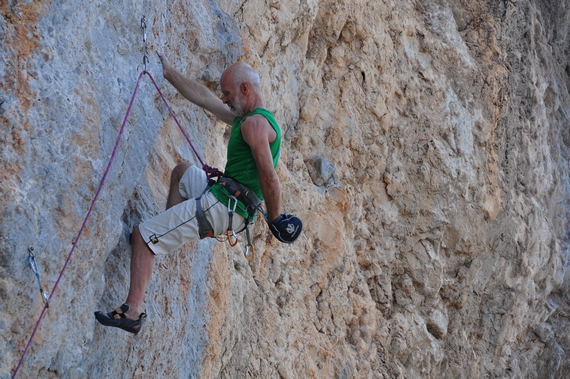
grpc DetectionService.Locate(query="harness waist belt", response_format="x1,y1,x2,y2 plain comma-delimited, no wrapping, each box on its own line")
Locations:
195,178,261,240
218,176,262,216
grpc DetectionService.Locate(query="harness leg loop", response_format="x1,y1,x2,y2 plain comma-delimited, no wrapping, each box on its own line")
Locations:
196,190,214,239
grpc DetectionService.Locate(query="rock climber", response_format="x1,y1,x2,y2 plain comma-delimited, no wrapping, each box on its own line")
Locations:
94,53,302,334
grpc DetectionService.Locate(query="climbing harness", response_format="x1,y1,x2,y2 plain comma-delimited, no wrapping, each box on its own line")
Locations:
11,17,247,379
28,247,49,308
189,175,261,260
216,176,263,260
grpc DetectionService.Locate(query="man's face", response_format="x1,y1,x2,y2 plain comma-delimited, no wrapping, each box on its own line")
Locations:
220,74,245,116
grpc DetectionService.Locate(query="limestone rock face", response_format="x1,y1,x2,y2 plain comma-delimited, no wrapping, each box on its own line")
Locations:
2,0,570,378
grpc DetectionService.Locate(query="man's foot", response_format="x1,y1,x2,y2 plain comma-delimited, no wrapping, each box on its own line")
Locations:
94,304,146,334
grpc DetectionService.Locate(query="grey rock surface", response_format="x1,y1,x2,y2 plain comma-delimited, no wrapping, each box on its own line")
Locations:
2,0,570,378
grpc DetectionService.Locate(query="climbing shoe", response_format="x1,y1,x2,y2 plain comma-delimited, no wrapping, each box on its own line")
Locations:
94,304,146,334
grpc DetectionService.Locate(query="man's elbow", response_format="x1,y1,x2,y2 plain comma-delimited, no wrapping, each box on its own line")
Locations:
258,171,278,193
263,170,280,186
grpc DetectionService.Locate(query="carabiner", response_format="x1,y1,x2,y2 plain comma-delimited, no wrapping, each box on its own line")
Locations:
227,229,239,246
28,247,49,307
228,196,238,214
226,196,239,246
141,17,147,40
244,244,255,261
142,54,149,72
243,225,255,261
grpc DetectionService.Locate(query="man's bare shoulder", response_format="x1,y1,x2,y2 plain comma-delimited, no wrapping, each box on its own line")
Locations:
241,114,276,143
242,113,270,126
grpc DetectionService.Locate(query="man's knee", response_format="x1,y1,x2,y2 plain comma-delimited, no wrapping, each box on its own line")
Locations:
132,226,156,256
171,162,192,184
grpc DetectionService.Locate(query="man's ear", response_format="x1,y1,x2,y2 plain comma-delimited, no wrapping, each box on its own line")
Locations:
240,82,249,95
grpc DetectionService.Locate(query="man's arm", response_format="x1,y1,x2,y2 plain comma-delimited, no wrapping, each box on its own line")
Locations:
240,115,281,221
158,53,235,125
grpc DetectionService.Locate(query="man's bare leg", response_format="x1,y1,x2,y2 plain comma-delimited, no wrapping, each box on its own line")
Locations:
123,226,154,318
123,162,191,318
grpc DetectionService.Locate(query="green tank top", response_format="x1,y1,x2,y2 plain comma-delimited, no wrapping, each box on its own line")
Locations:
210,108,281,219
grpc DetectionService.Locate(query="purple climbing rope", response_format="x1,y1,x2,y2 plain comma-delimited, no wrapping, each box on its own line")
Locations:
11,70,220,378
144,71,223,178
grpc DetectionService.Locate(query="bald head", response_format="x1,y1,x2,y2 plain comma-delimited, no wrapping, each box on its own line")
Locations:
223,62,260,92
220,61,264,116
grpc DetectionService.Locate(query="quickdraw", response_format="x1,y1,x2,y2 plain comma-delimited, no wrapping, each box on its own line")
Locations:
244,226,255,261
28,247,49,308
226,196,239,246
141,17,149,72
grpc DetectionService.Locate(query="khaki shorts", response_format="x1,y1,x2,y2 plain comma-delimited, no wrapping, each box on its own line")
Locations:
138,165,245,255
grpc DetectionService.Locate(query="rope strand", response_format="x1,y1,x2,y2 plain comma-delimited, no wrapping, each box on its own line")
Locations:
144,71,223,178
11,70,217,378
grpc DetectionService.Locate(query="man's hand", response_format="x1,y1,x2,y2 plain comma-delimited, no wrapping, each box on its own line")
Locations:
155,52,235,125
157,52,172,80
